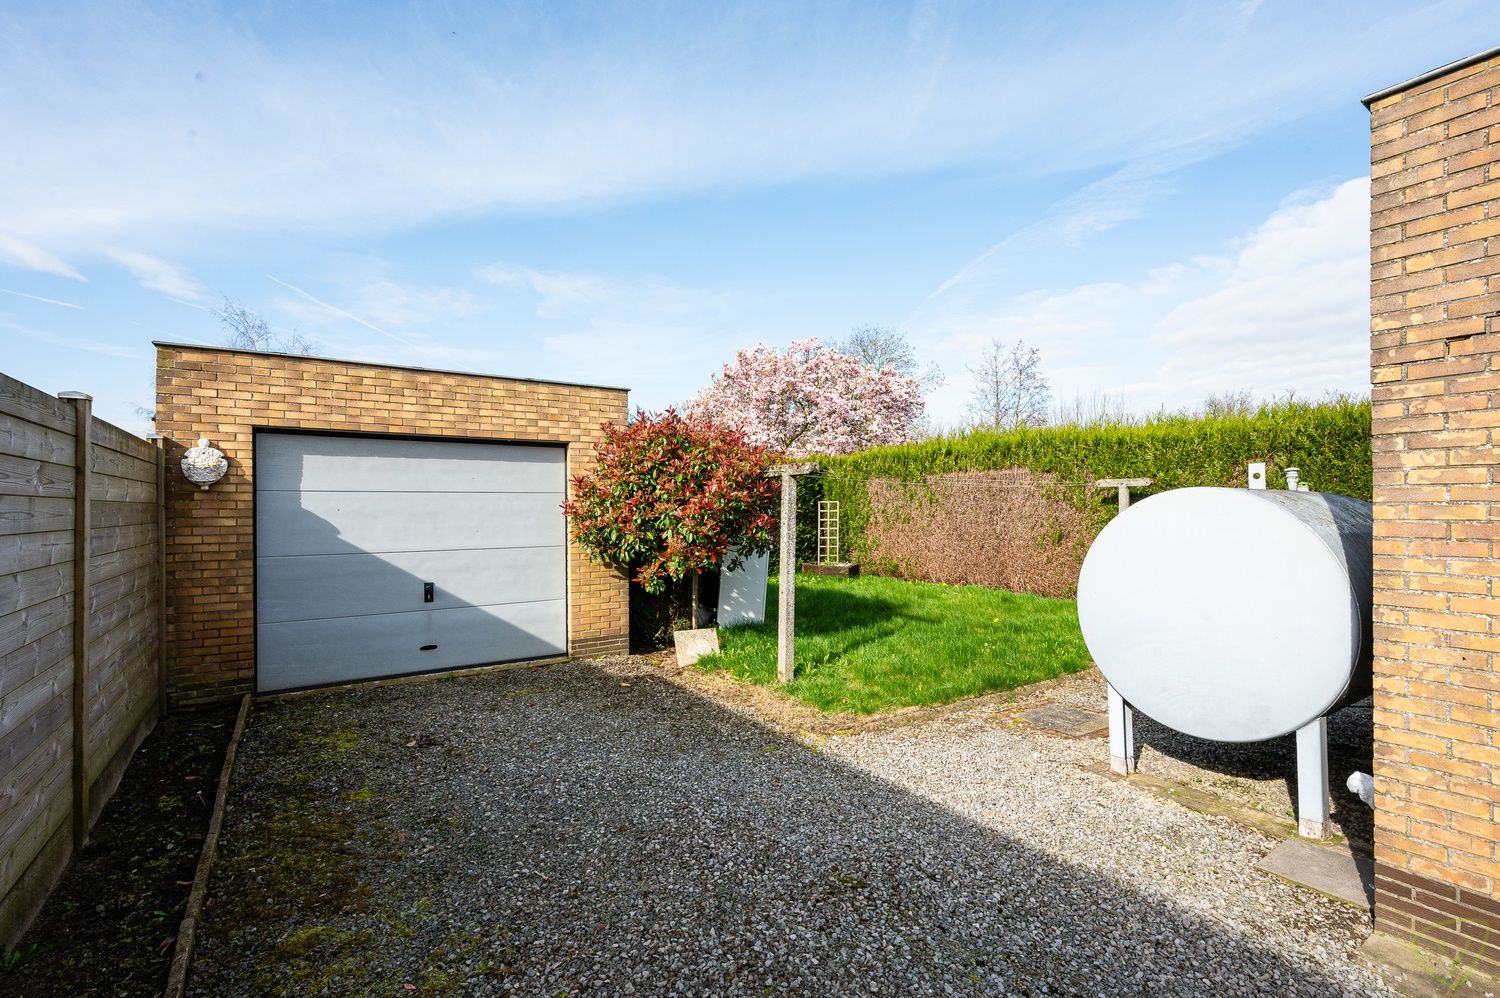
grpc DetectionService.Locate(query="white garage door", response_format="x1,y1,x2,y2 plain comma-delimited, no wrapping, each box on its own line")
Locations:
254,433,567,692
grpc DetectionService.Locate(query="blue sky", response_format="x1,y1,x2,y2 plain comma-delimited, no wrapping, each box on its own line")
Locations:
1,1,1496,433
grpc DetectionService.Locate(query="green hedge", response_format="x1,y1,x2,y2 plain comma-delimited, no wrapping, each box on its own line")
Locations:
797,397,1372,565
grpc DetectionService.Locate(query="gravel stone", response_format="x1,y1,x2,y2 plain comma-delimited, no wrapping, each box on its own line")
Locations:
191,657,1398,996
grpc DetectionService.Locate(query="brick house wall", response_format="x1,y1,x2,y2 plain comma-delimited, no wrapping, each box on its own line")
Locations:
155,343,629,704
1366,49,1500,974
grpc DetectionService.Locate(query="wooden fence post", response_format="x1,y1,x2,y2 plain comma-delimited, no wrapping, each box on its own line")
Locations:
59,392,93,850
155,435,168,718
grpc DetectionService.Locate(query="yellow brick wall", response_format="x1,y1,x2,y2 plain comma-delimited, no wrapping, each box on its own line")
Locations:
155,345,629,703
1368,54,1500,970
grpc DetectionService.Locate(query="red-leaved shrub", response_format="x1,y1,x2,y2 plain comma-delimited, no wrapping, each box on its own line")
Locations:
563,409,780,593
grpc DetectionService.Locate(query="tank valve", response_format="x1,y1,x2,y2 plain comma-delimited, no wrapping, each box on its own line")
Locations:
1285,467,1300,491
1346,771,1374,807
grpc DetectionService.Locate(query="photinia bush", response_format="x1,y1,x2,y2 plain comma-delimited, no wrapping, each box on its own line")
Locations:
563,409,780,594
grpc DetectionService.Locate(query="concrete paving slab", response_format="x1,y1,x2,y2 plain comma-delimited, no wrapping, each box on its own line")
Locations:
672,627,720,667
1256,836,1374,909
1017,702,1108,738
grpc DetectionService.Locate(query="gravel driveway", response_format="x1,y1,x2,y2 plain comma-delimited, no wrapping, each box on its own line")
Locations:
191,658,1395,997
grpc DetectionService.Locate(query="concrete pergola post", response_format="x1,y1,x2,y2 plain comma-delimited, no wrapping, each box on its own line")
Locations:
1093,477,1152,512
767,463,818,683
1094,477,1150,775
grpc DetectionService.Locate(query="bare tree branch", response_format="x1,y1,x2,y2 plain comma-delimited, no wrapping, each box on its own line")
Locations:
966,338,1050,430
213,297,318,355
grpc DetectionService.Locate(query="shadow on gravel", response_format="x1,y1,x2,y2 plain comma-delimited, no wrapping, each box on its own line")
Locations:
1128,700,1376,854
189,661,1380,997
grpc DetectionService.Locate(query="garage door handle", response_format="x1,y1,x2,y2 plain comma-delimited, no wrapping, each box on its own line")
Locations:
423,582,434,603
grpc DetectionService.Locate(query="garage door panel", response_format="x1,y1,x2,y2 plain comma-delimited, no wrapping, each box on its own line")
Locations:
256,600,567,692
257,547,566,624
256,435,565,493
254,433,568,693
255,490,564,558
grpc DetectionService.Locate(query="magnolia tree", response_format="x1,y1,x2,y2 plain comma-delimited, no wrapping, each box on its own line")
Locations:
562,410,779,623
687,338,924,457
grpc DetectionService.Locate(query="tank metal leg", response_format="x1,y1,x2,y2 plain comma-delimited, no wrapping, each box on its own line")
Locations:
1296,717,1329,838
1108,683,1135,775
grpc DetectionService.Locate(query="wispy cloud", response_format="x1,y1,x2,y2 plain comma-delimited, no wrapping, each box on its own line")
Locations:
916,178,1370,420
266,275,413,345
0,1,1486,260
478,264,731,322
1,316,140,358
479,262,748,399
102,247,209,301
0,232,84,280
1,287,82,308
353,279,482,329
914,152,1195,317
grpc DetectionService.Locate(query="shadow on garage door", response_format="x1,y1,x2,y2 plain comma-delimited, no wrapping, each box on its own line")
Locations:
253,431,569,692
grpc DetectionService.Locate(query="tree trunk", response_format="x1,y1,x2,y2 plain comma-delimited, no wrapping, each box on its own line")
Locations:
690,572,701,628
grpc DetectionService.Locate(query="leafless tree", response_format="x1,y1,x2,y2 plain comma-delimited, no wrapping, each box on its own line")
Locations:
837,324,944,389
1201,390,1256,419
966,338,1050,430
1051,391,1137,428
136,299,319,423
214,297,318,355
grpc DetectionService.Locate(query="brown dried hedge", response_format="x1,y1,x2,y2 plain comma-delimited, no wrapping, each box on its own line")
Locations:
863,470,1092,597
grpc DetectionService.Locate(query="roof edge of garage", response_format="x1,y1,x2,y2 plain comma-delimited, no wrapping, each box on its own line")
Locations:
1362,45,1500,107
153,340,630,394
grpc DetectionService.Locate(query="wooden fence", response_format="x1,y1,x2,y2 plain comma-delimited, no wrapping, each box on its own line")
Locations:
0,372,163,947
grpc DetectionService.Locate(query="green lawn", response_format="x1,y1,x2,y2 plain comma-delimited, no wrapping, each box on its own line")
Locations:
697,573,1092,714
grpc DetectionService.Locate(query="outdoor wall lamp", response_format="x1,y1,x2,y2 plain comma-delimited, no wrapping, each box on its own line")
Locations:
181,437,228,490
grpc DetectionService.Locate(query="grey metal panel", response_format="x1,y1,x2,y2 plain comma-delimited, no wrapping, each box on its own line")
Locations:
717,548,768,627
254,490,564,558
256,600,567,691
255,434,564,493
254,433,568,693
257,546,565,624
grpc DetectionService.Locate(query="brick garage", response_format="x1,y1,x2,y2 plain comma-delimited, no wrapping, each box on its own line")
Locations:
155,343,629,704
1366,47,1500,975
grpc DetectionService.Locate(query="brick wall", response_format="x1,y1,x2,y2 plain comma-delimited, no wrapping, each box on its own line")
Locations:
155,344,629,704
1367,51,1500,974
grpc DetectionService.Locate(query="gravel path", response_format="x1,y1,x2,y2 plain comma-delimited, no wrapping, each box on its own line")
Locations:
1040,670,1375,850
191,658,1396,996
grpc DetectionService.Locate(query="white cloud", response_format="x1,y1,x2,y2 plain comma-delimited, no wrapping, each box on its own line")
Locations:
0,1,1483,258
1138,178,1370,402
916,178,1370,421
102,247,208,301
0,232,84,280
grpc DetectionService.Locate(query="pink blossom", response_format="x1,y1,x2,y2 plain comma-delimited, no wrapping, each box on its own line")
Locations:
686,338,924,457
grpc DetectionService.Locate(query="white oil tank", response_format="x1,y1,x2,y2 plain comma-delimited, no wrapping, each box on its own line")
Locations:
1076,486,1372,837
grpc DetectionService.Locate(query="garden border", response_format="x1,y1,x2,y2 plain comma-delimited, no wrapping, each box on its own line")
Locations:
164,694,250,998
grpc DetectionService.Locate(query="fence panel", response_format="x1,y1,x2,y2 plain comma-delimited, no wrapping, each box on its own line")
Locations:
0,373,162,947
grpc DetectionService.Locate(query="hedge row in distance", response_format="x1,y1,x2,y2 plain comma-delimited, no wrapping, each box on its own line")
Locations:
795,396,1373,575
